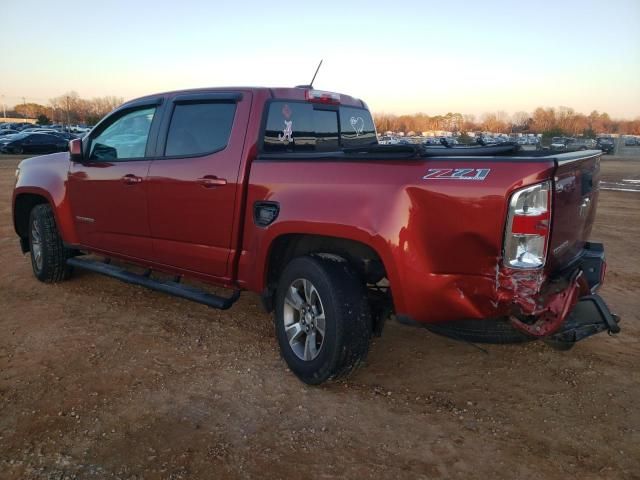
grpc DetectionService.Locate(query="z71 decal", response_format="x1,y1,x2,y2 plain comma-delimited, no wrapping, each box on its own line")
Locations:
422,168,491,181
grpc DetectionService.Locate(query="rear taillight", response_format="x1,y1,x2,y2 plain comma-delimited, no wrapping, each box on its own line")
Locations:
305,89,340,105
503,181,551,269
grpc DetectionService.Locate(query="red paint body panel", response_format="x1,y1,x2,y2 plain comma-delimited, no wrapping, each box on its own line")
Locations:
12,87,606,332
145,91,253,278
13,153,80,245
68,160,153,260
238,157,555,323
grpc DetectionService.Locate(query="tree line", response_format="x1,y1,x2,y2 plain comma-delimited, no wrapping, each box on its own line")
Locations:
3,92,639,136
5,92,123,126
374,107,640,136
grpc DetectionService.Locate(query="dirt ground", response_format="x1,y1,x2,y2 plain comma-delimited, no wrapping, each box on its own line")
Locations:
0,153,638,480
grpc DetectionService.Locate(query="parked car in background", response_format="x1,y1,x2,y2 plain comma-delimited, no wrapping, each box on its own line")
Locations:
0,129,20,137
422,137,439,145
552,137,597,152
378,135,399,145
596,137,615,154
624,136,637,146
550,137,568,150
0,132,69,154
51,131,78,141
574,138,597,149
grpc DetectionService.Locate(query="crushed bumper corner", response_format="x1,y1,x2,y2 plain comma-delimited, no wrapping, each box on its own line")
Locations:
549,294,620,344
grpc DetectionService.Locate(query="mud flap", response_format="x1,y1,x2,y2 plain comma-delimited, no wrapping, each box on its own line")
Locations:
548,294,620,344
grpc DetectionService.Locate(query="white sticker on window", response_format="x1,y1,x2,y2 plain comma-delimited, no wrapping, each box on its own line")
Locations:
350,116,364,136
278,120,293,143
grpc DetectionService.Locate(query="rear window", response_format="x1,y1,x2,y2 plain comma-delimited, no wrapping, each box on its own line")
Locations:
165,102,236,157
262,101,377,153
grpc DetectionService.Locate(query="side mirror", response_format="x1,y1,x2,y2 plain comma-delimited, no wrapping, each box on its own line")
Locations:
69,138,83,162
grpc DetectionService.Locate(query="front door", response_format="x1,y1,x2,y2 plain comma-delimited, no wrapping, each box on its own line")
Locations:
67,103,160,260
146,92,251,278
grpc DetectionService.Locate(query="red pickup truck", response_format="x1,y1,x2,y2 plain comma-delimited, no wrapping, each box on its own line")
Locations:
12,87,620,384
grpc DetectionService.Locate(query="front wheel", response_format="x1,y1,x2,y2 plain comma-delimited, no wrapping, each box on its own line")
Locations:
29,204,73,282
275,256,372,385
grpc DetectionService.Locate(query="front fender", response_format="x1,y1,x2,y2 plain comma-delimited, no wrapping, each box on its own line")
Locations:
13,153,79,245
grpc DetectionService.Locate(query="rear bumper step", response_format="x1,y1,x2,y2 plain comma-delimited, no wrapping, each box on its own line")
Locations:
549,294,620,344
67,257,240,310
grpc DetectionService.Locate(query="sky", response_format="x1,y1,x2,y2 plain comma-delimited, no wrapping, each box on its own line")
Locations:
2,0,639,119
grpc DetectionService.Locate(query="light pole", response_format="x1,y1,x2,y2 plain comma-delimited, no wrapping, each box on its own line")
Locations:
66,96,71,133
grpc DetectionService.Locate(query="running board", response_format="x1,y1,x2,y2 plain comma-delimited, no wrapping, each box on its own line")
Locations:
67,257,240,310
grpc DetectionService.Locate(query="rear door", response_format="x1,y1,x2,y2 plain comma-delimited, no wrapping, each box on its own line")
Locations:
67,99,163,260
145,91,251,278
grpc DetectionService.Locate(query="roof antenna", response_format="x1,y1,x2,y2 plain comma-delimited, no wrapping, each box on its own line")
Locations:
296,60,323,89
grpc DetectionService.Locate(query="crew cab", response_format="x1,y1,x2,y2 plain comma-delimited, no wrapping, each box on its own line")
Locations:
12,87,620,384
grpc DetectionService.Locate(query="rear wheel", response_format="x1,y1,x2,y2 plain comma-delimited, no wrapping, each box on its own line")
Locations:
13,146,24,155
28,204,73,282
275,255,372,384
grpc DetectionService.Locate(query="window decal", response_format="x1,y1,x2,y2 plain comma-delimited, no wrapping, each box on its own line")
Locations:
278,120,294,143
278,104,294,144
350,116,364,136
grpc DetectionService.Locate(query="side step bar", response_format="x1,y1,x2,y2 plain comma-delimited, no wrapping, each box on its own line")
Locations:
67,257,240,310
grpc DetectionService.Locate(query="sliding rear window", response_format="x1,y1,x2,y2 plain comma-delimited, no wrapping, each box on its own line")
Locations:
262,101,377,153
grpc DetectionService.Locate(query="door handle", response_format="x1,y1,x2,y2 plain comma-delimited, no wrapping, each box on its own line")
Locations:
121,174,143,185
197,175,227,188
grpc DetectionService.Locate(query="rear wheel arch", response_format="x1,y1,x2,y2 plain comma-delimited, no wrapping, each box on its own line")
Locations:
266,234,387,288
263,234,393,332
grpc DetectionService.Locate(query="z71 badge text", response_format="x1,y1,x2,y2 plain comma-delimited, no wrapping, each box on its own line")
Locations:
422,168,491,181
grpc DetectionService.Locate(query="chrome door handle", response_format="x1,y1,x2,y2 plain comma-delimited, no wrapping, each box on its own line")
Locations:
197,175,227,188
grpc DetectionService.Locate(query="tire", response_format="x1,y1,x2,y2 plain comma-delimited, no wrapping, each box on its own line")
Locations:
275,255,372,385
13,146,24,155
28,204,73,283
424,319,533,344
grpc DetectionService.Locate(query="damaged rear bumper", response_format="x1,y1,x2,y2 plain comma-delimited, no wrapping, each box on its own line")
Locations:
509,242,620,342
549,294,620,343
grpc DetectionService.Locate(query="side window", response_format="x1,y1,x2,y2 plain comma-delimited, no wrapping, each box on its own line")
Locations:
263,102,339,153
165,102,236,157
339,107,377,148
90,107,156,161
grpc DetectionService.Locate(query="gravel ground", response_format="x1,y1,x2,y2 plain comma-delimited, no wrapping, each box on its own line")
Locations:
0,154,638,480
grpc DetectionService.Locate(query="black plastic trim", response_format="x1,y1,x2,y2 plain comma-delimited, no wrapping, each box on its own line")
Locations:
173,92,242,104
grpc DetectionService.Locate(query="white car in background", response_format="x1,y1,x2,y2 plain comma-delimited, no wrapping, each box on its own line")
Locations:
378,135,399,145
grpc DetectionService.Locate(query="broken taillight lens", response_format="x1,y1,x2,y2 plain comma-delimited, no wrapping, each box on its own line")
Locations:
503,181,551,269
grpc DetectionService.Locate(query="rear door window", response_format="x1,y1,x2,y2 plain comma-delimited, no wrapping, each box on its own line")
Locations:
263,101,377,153
339,106,377,148
165,102,236,157
263,102,338,153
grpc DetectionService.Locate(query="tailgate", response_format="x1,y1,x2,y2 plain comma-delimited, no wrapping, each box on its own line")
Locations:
547,151,601,272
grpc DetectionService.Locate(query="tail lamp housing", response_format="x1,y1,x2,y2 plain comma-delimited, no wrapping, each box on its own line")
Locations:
503,181,551,269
